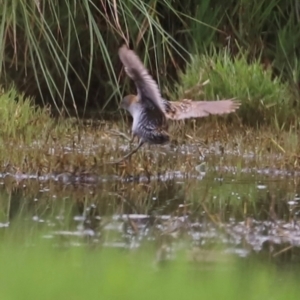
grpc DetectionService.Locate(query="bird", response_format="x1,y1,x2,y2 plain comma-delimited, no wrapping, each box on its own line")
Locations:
113,44,240,163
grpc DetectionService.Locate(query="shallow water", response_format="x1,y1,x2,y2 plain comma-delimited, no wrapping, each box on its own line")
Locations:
1,151,300,264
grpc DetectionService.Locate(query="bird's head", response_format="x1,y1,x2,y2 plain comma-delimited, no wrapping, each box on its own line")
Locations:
120,94,141,117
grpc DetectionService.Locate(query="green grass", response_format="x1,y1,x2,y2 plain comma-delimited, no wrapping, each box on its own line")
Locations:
1,0,299,118
0,86,56,142
0,236,298,300
0,0,187,116
172,48,297,128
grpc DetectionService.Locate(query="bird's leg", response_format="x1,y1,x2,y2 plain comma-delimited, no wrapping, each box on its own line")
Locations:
120,139,144,161
127,132,138,145
108,129,132,142
105,139,144,165
109,129,137,147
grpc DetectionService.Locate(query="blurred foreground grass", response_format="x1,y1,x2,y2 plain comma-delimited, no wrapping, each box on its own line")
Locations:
0,237,298,300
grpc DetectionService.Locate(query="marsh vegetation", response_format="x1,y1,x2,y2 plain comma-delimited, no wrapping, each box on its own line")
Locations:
1,0,300,298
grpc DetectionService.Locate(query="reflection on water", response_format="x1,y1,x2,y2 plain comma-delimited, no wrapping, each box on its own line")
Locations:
0,165,300,263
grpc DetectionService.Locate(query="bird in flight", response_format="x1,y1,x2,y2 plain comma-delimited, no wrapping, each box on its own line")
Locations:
114,44,240,162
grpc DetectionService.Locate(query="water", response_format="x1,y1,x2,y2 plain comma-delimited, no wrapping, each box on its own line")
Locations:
1,158,300,264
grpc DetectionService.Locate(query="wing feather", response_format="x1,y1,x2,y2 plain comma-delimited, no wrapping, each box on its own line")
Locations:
166,99,240,120
118,45,165,114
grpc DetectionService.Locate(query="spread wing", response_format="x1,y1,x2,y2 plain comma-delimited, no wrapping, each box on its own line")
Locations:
118,45,165,114
165,99,240,120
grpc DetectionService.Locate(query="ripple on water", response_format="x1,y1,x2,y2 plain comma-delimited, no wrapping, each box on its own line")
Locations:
0,157,300,262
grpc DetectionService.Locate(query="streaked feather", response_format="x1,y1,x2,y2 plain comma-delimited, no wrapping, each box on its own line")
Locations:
118,45,166,114
165,99,241,120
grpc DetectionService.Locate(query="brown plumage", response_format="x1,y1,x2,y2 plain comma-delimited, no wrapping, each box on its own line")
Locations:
164,98,240,120
114,44,240,162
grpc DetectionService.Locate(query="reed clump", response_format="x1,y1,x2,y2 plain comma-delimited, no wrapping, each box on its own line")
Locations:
0,0,299,117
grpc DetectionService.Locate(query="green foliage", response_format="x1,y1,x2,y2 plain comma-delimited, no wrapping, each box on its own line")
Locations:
0,0,300,128
0,86,55,142
175,48,296,127
161,0,300,93
0,0,187,117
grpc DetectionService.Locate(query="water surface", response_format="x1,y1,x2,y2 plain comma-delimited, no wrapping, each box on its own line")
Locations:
1,153,300,264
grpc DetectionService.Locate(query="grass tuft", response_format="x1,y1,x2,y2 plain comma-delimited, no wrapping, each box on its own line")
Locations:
173,48,297,127
0,86,55,142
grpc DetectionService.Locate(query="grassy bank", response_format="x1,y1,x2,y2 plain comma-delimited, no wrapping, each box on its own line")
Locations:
1,45,300,176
